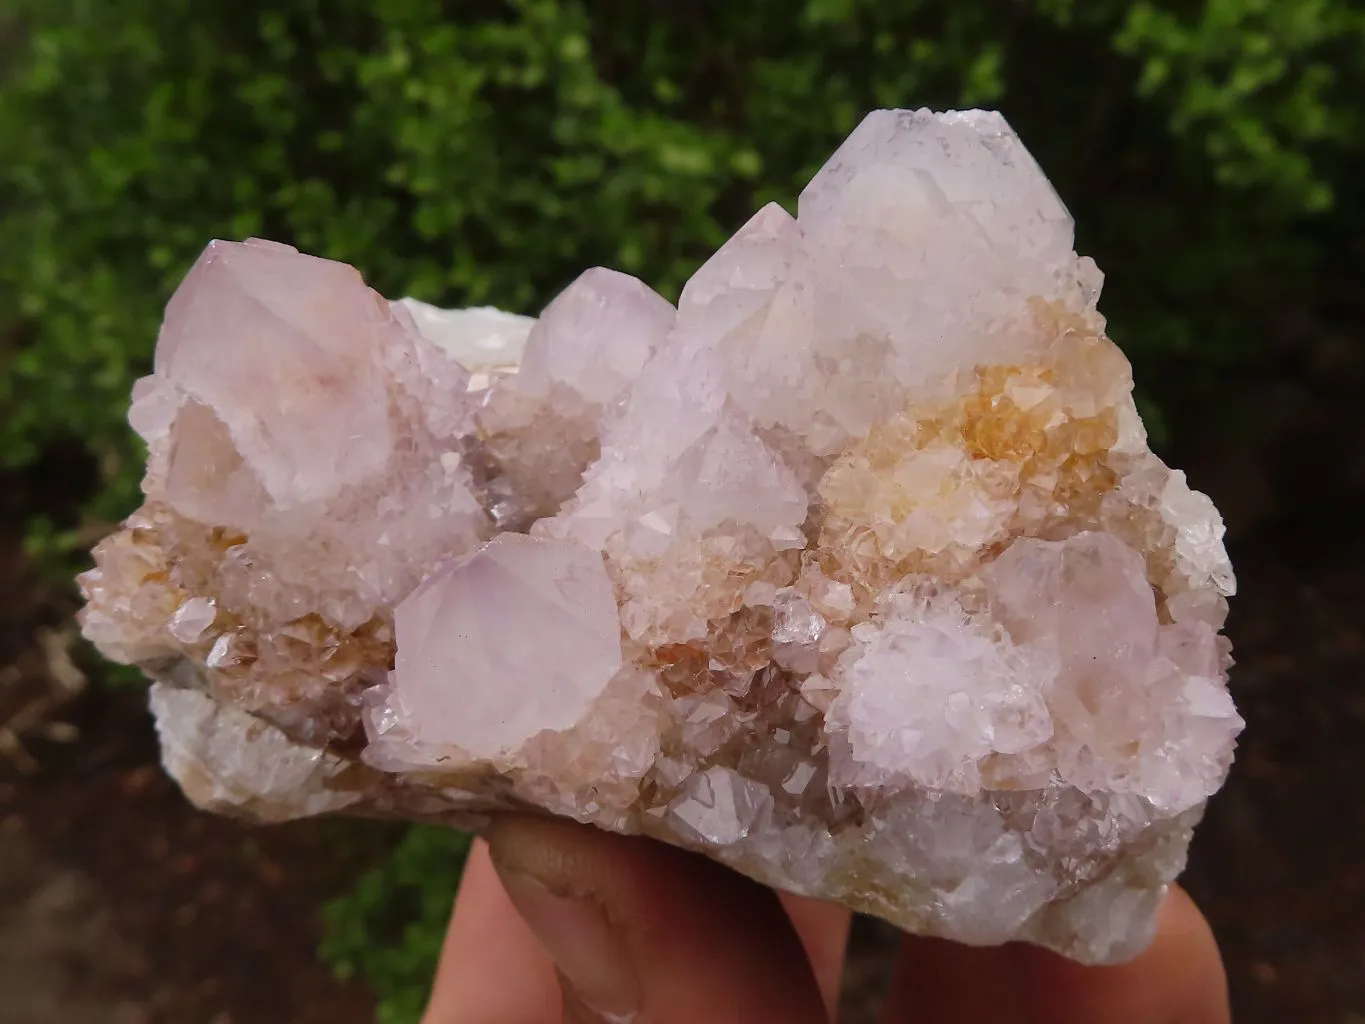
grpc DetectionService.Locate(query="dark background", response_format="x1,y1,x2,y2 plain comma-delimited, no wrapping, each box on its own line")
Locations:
2,2,1363,1021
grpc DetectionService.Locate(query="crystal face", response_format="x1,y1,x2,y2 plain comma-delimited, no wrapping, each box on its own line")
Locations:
386,534,622,760
79,108,1242,965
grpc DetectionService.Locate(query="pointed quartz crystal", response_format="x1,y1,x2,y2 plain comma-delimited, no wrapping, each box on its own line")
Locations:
516,266,676,405
153,238,397,507
387,534,622,759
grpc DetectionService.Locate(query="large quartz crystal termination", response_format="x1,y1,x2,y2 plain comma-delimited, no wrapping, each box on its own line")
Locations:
79,109,1242,965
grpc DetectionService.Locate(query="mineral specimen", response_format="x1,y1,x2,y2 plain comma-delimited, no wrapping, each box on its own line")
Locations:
79,108,1241,964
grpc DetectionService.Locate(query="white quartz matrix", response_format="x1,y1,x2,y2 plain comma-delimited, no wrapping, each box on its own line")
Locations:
79,109,1242,964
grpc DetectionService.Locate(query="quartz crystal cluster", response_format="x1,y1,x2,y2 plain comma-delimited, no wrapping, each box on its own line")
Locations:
79,109,1241,964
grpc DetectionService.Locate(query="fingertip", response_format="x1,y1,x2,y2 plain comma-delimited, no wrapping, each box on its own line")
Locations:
423,838,561,1023
487,815,829,1024
880,885,1230,1024
778,891,852,1021
1004,884,1228,1024
1149,885,1232,1024
1025,885,1229,1024
489,828,643,1022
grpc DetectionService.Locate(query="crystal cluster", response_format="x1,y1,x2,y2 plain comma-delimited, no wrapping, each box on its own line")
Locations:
79,109,1241,964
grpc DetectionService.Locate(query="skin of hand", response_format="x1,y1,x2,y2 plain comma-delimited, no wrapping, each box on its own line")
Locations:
422,815,1231,1024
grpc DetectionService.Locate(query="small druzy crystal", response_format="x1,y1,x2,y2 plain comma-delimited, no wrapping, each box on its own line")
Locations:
80,109,1241,964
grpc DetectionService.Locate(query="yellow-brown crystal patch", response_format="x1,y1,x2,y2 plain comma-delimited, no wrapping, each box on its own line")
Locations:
78,503,395,740
817,318,1130,603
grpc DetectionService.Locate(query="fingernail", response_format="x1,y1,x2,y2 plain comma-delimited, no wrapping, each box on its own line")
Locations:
494,865,640,1022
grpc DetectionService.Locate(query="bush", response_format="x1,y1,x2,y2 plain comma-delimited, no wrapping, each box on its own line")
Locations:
2,0,1362,1017
321,826,471,1023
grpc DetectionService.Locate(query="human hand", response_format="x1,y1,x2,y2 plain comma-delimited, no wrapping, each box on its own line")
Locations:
423,815,1230,1023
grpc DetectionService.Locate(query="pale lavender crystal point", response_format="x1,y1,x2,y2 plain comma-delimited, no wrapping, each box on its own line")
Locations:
517,266,675,405
382,534,621,759
154,238,395,507
798,108,1072,264
90,238,491,733
475,266,678,529
81,108,1242,966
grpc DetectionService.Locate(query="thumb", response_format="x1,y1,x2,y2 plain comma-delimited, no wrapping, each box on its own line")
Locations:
486,814,830,1024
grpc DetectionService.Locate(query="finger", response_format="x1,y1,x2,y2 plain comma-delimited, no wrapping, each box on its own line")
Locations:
423,837,562,1023
778,891,852,1021
1017,887,1230,1024
487,814,830,1024
880,885,1229,1024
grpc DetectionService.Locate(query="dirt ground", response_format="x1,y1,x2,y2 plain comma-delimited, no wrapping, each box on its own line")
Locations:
0,698,394,1024
2,365,1364,1022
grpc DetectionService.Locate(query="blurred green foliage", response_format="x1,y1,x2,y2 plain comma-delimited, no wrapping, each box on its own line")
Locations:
1,0,1362,1018
321,826,471,1024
